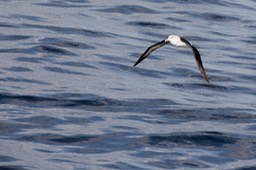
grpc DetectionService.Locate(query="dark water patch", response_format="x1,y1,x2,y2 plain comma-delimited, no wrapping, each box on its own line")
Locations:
0,77,51,85
54,61,97,69
198,155,235,165
0,93,121,109
15,56,48,63
0,122,35,135
157,108,256,123
49,135,96,144
226,54,256,62
96,54,132,63
0,48,33,54
0,93,58,108
96,5,158,15
201,12,239,22
109,87,128,92
0,34,32,41
99,62,139,75
0,45,76,56
0,155,17,162
0,165,29,170
38,37,95,49
14,116,63,129
166,16,189,23
110,125,138,131
171,0,231,6
102,162,144,170
17,132,140,154
10,14,44,22
65,116,105,125
146,131,237,147
58,95,123,108
127,21,169,29
43,66,86,76
147,158,210,169
229,85,256,95
118,114,162,125
31,45,77,56
0,22,18,28
2,66,33,72
34,0,90,8
18,133,96,145
241,35,256,44
64,132,142,154
164,82,228,91
21,23,111,37
48,158,76,164
233,166,256,170
0,92,179,114
210,30,236,37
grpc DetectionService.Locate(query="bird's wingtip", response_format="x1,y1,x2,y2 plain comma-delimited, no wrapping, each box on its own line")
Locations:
204,76,210,84
133,60,141,67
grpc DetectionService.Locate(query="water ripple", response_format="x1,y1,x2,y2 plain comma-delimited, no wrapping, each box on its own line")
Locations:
21,23,112,37
146,131,237,147
96,5,159,14
0,34,32,41
38,37,95,50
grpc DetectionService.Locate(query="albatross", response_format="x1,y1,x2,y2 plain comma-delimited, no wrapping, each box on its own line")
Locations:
133,35,210,83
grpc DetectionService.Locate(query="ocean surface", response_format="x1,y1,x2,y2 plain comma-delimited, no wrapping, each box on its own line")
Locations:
0,0,256,169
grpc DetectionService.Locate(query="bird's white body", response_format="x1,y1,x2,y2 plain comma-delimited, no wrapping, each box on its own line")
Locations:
166,35,188,47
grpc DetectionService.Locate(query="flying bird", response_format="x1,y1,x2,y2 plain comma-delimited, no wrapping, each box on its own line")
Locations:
133,35,210,83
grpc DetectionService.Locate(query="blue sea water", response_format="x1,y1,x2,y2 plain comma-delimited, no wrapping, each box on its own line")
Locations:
0,0,256,169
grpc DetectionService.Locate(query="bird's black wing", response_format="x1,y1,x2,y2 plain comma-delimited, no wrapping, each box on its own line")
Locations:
133,40,167,67
190,45,210,83
180,37,192,46
180,37,210,83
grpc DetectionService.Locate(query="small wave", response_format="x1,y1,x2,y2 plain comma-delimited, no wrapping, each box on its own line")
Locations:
21,23,111,37
0,93,121,108
19,133,96,144
0,165,28,170
10,14,44,22
0,45,77,56
156,107,256,123
43,66,87,76
0,77,51,85
96,5,158,15
34,0,90,8
146,131,237,147
201,12,239,22
0,22,18,28
31,45,77,56
0,34,32,41
127,21,169,29
38,37,95,50
2,66,33,72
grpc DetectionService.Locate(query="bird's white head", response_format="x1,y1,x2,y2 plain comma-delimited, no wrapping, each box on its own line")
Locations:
165,35,187,47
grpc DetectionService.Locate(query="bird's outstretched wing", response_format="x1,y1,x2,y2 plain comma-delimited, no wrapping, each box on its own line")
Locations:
133,40,168,67
180,37,210,83
190,45,210,83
